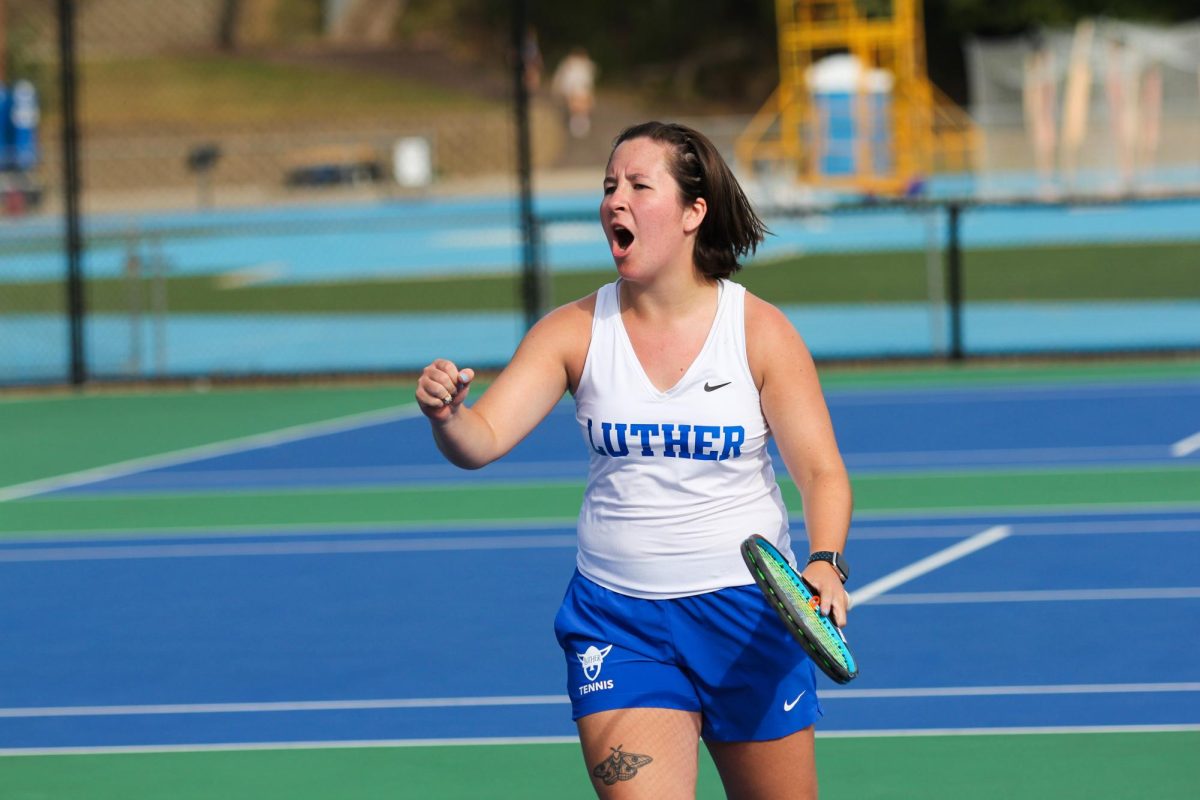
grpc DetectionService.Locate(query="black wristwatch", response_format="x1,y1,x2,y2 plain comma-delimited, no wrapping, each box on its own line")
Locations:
807,551,849,584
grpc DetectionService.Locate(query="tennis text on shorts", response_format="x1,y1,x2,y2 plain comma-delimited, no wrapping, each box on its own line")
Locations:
576,644,615,695
585,419,745,460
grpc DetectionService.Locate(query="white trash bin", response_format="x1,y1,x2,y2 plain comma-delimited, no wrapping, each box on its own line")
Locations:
393,137,433,188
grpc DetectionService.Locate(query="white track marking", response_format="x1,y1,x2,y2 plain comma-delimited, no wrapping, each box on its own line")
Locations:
849,525,1011,606
215,261,287,289
4,683,1195,721
1171,429,1200,457
0,404,423,503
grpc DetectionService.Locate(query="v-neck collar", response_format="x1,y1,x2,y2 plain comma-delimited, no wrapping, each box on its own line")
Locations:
613,278,725,398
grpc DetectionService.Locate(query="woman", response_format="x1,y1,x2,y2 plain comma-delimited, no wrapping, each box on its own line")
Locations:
416,121,852,799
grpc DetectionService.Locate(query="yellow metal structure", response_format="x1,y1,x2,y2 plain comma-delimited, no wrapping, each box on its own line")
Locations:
736,0,979,195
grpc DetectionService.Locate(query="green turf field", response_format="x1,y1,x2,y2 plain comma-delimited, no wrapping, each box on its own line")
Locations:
3,241,1197,315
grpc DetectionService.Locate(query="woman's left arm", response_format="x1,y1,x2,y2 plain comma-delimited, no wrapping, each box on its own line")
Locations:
746,294,854,625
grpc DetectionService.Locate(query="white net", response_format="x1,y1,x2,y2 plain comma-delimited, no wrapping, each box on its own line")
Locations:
965,17,1200,195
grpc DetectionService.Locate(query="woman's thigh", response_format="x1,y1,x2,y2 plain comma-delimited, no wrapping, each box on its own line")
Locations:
705,726,818,800
576,707,703,799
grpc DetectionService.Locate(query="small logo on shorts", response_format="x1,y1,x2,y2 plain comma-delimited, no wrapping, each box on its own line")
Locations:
577,644,613,681
783,691,807,711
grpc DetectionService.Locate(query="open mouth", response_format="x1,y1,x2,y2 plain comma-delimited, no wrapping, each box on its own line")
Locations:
612,225,634,250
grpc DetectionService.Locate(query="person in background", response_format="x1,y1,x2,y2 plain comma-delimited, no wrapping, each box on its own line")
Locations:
552,47,598,138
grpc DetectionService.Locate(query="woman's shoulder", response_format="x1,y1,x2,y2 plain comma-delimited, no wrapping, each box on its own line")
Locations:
517,289,600,368
742,287,798,341
740,287,812,385
539,290,599,332
529,290,601,392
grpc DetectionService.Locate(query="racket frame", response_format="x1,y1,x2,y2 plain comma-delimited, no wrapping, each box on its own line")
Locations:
741,534,859,684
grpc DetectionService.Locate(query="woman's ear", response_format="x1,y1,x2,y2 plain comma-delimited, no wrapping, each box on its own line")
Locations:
683,196,707,234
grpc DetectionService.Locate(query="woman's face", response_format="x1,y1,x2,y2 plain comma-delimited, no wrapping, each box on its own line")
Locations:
600,137,704,283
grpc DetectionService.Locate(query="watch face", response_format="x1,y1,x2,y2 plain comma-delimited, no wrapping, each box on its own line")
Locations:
810,551,849,582
831,553,849,582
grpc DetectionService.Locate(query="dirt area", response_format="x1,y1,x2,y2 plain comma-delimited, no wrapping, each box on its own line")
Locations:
261,42,684,169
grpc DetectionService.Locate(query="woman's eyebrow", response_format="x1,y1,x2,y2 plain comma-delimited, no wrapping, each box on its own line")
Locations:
605,171,651,183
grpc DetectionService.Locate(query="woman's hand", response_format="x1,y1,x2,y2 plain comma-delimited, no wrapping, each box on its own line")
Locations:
416,359,475,422
800,560,850,628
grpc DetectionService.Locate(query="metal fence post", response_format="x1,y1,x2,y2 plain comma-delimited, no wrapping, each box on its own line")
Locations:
944,202,964,361
512,0,543,332
57,0,86,385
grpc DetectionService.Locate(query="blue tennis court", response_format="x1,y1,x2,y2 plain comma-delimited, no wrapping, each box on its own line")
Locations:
2,372,1198,758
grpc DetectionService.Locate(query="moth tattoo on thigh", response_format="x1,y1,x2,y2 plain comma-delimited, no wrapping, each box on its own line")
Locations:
592,744,653,785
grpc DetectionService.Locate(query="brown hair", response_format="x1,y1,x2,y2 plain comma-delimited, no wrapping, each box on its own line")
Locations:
610,121,767,279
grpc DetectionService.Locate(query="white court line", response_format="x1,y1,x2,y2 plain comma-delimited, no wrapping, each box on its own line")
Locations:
5,506,1200,546
0,695,570,719
4,683,1195,720
4,724,1200,757
815,723,1200,739
0,517,583,543
0,404,423,504
848,444,1172,468
4,724,1197,756
851,502,1200,522
827,382,1200,407
819,682,1200,700
849,525,1011,607
1171,429,1200,457
852,518,1200,540
0,534,579,562
0,737,582,757
7,505,1198,545
70,461,585,488
862,587,1200,605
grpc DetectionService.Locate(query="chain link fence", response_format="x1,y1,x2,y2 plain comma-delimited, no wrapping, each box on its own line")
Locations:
2,2,1198,387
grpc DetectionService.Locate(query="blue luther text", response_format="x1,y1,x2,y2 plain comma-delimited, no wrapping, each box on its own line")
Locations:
586,419,745,460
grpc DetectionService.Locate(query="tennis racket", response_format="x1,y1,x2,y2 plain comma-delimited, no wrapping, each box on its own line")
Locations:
741,534,858,684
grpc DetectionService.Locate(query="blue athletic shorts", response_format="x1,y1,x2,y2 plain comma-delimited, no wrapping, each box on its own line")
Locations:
553,570,823,742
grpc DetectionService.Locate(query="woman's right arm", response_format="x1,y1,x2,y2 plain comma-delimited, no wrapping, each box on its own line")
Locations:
415,297,592,469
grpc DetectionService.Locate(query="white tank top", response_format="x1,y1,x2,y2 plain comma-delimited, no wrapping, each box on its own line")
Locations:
574,279,791,599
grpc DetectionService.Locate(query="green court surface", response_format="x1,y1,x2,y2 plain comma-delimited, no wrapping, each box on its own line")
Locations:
2,358,1198,798
4,732,1198,800
4,465,1200,539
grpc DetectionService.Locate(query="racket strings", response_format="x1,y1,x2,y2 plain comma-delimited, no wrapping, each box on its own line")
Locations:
759,557,849,664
